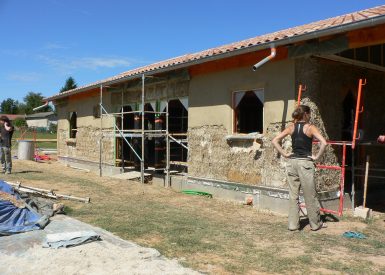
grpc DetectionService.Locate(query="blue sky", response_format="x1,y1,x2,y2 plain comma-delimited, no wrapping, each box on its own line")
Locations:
0,0,384,103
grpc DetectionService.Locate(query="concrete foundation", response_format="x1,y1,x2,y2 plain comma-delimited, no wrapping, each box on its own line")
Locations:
169,175,351,216
58,156,121,176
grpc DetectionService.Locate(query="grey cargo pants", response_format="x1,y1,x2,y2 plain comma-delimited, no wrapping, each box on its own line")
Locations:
286,158,321,230
0,146,12,172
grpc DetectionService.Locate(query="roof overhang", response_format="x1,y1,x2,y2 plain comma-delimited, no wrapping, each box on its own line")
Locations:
45,14,385,102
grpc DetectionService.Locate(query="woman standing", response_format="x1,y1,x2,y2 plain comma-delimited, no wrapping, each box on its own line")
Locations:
272,105,327,231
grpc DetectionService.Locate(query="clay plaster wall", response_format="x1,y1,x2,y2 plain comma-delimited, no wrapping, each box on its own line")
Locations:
56,93,115,165
188,60,296,187
189,59,295,131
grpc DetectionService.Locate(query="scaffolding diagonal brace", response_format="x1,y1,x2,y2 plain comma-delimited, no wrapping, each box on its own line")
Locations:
114,125,142,162
100,104,143,162
169,135,189,150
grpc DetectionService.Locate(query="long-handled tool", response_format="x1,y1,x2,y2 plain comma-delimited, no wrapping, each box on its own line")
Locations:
6,181,90,203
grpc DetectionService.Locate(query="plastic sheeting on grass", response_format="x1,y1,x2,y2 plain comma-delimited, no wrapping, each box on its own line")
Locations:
0,180,48,235
43,231,101,248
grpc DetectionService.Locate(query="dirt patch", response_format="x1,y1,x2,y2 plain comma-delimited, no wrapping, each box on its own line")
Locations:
136,234,165,247
278,241,306,258
311,268,339,274
364,255,385,266
319,221,367,236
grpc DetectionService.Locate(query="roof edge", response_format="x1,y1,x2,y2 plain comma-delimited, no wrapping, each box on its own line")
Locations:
45,13,385,102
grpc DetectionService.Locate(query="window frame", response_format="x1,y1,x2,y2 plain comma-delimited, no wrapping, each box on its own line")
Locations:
69,111,78,139
232,89,264,134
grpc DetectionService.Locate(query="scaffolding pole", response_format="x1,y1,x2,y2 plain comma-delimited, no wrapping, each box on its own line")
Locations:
166,99,170,187
99,84,103,177
121,88,124,172
351,78,366,211
141,74,145,186
97,75,188,188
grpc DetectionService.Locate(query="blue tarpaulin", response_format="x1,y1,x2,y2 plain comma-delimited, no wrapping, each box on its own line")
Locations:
0,180,46,235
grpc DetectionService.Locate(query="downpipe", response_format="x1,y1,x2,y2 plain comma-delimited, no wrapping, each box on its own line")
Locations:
33,101,49,112
252,47,276,71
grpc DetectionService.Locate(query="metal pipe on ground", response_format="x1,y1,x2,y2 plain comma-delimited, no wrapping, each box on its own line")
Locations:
6,181,91,203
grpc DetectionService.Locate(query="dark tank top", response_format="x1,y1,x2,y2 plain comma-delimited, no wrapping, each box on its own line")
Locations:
291,122,312,158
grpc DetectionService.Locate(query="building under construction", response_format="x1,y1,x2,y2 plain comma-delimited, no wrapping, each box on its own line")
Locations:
45,5,385,214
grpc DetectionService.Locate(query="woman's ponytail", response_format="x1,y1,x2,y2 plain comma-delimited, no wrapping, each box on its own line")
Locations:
292,105,310,121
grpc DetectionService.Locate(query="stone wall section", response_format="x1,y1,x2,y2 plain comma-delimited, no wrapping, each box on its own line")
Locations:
57,126,115,165
188,125,288,187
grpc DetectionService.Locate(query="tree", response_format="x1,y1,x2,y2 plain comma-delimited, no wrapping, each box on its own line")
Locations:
22,92,52,114
60,77,77,93
0,98,19,114
13,117,28,128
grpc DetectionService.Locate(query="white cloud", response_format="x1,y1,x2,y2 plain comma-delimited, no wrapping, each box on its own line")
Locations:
6,72,41,82
37,55,134,71
72,57,132,69
0,49,28,57
43,43,69,50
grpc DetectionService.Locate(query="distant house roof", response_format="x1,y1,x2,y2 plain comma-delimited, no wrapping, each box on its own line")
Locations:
25,112,56,120
0,114,25,121
46,5,385,101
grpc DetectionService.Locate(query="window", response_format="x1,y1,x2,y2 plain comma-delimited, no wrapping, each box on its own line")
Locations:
69,112,77,138
233,90,264,134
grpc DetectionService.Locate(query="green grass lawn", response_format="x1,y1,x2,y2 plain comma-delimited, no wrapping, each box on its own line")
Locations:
2,160,385,274
12,130,57,149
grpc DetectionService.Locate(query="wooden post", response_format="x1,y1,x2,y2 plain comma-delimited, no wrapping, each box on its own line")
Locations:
363,155,370,208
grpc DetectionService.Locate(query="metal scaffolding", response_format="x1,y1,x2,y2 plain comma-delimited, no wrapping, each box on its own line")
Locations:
297,78,366,215
98,74,188,187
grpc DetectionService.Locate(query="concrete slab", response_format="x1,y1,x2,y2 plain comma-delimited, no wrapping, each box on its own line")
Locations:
0,215,198,275
354,206,373,220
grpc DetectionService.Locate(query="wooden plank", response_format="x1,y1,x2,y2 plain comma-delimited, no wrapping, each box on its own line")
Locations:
111,171,151,180
16,139,57,142
170,161,188,166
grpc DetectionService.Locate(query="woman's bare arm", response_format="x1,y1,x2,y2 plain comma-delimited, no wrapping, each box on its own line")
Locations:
272,125,293,158
4,122,13,131
310,126,327,160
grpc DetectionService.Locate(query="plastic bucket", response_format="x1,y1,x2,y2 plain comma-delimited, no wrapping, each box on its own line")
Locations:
17,140,35,160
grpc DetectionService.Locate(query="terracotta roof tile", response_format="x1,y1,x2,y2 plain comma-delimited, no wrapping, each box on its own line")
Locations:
0,114,25,121
47,5,385,100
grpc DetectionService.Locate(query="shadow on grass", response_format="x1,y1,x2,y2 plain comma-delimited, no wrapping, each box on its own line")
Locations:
298,214,340,230
13,170,43,174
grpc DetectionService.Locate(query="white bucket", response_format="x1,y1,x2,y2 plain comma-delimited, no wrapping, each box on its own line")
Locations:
17,140,35,160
